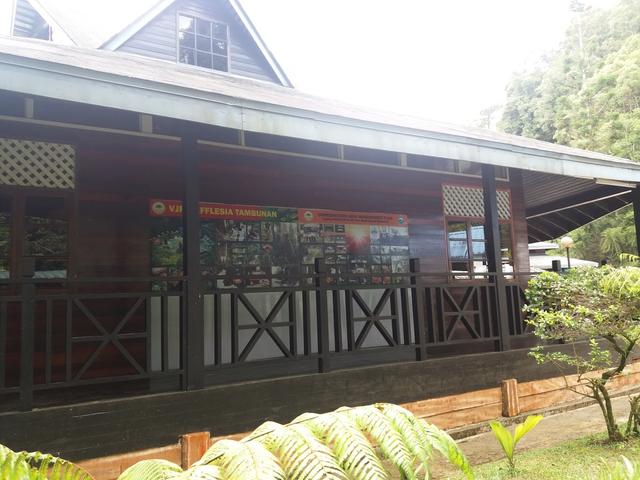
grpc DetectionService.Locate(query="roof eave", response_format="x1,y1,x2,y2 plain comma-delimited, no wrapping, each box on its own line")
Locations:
1,52,639,184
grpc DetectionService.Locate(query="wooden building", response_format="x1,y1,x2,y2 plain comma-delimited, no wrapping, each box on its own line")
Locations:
2,0,640,460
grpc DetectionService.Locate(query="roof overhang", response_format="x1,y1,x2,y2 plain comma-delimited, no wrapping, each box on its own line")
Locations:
1,38,639,185
0,37,639,244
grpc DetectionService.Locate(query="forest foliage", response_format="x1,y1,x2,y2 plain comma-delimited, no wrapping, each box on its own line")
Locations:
499,0,640,262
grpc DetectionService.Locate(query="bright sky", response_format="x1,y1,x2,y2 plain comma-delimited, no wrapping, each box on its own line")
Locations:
241,0,617,125
0,0,618,126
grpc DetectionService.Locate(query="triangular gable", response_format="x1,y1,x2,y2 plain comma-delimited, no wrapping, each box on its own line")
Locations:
102,0,291,87
11,0,74,45
14,0,163,49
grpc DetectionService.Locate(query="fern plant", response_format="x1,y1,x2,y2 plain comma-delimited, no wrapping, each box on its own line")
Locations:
489,415,543,473
119,403,474,480
0,443,93,480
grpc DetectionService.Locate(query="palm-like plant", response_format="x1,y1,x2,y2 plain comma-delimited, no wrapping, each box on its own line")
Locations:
118,403,474,480
0,443,93,480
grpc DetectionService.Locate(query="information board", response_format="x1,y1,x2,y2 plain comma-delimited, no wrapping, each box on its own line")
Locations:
149,200,409,287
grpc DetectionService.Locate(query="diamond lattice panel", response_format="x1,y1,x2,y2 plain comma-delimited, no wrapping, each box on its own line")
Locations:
443,184,511,220
0,138,75,189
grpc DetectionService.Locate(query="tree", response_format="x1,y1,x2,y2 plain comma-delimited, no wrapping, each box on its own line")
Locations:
525,267,640,442
500,0,640,261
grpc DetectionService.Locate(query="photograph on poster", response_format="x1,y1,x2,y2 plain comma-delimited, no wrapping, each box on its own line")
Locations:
149,200,409,287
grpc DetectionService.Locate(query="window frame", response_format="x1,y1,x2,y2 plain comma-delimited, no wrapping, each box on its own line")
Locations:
176,11,231,74
445,218,515,279
0,185,75,280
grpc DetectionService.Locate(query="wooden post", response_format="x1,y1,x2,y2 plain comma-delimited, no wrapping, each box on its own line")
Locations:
19,257,35,411
410,258,427,361
181,431,210,469
182,134,204,390
315,258,330,372
632,188,640,257
482,164,511,351
501,379,520,417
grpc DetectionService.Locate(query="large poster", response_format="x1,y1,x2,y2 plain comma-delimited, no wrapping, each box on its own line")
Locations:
149,200,409,287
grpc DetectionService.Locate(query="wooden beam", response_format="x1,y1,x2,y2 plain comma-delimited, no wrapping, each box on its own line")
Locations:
182,134,204,390
482,164,511,351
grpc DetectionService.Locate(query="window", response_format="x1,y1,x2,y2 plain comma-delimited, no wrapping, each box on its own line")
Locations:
0,195,10,278
24,196,68,278
178,14,229,72
447,221,513,276
406,156,509,180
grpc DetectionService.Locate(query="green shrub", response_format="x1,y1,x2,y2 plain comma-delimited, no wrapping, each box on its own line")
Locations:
526,266,640,442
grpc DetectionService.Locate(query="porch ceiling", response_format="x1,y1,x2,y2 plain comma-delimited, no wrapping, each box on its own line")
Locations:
1,37,640,186
523,171,632,242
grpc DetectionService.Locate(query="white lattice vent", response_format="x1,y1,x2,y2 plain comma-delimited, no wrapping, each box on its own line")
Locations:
0,138,75,189
443,184,511,220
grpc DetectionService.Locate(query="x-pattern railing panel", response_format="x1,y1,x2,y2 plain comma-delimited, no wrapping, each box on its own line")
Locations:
233,291,295,362
440,286,481,341
70,297,147,381
347,288,399,350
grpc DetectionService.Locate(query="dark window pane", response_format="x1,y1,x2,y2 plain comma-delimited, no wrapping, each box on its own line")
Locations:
25,197,67,257
197,51,213,69
212,55,228,72
34,259,67,279
212,40,227,55
179,47,196,65
179,32,195,48
458,161,481,175
447,221,467,237
0,195,11,260
196,34,211,51
451,261,469,272
449,240,468,260
178,15,195,33
212,22,227,39
496,166,509,179
406,155,456,172
500,223,513,264
0,260,8,278
196,18,211,37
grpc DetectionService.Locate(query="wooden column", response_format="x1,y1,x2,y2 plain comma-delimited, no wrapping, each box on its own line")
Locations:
633,188,640,257
182,134,204,390
410,258,427,361
481,164,511,351
19,257,35,411
315,258,330,373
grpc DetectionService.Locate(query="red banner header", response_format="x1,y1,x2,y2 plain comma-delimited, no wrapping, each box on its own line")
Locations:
149,199,408,227
149,199,284,221
298,208,407,227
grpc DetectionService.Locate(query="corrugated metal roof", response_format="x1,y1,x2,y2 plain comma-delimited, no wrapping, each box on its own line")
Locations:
522,171,599,209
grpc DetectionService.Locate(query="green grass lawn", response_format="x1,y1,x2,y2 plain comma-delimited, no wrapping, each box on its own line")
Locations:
452,431,640,480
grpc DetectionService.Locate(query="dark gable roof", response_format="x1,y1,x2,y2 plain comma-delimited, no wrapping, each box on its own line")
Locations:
16,0,292,87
